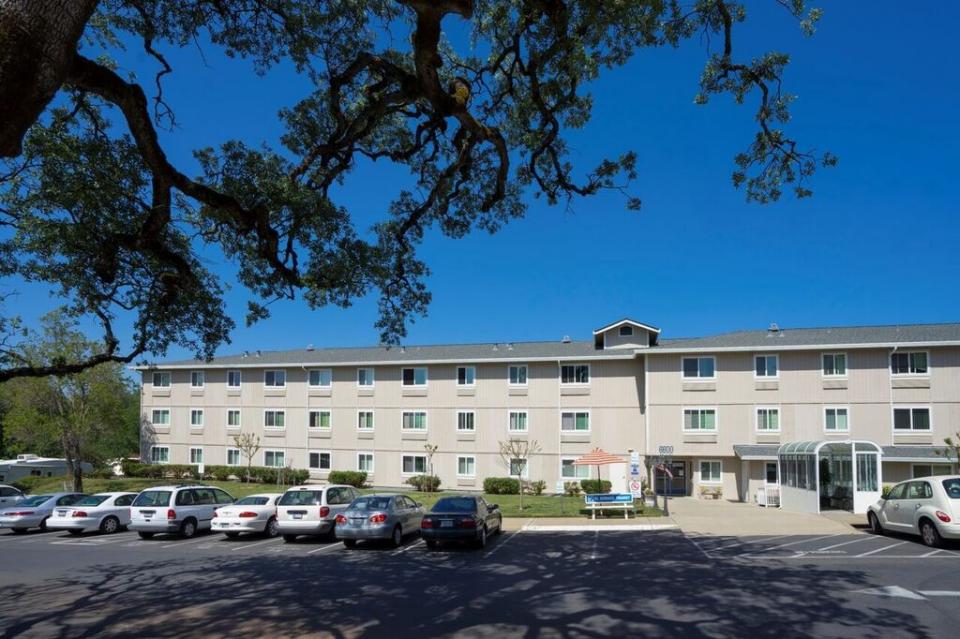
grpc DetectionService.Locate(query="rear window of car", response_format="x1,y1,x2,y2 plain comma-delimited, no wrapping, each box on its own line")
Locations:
943,478,960,499
75,495,110,507
19,495,53,507
133,491,171,507
432,497,476,513
278,490,322,506
235,496,270,506
350,496,393,511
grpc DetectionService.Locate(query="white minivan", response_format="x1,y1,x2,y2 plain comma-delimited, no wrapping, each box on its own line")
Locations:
276,485,360,542
129,485,235,539
868,475,960,547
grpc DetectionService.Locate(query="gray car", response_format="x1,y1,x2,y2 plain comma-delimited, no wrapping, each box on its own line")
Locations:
0,485,24,508
0,492,87,533
335,493,424,548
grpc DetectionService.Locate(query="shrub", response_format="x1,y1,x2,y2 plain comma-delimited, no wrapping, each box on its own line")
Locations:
580,479,612,494
483,477,520,495
87,466,116,479
405,475,441,492
328,470,367,488
531,480,546,495
563,481,582,496
881,484,894,499
11,475,61,493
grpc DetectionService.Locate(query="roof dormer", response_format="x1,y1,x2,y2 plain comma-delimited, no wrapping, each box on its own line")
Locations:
593,318,660,350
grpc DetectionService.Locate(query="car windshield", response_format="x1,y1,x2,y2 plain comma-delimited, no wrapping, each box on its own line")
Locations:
74,495,110,507
942,478,960,499
133,491,171,507
235,496,270,506
350,496,393,511
18,495,53,507
432,497,476,513
278,490,322,506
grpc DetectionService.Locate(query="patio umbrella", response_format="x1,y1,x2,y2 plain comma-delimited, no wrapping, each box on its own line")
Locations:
572,448,626,492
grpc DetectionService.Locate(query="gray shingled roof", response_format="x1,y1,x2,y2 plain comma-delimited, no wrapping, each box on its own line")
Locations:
734,444,957,462
656,323,960,352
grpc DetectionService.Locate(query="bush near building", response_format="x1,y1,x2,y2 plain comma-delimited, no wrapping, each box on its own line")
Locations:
405,474,441,492
580,479,612,494
120,460,309,485
327,470,368,488
483,477,521,495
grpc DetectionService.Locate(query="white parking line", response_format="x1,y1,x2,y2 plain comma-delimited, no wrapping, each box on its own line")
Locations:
231,537,282,551
682,535,714,560
161,534,220,549
814,536,876,552
483,522,528,560
855,541,907,557
710,534,795,552
393,539,424,555
742,534,842,555
307,542,343,555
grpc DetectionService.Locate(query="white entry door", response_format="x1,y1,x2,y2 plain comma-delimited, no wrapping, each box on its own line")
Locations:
852,451,882,514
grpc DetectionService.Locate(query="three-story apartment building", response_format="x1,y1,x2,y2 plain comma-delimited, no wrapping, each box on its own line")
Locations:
137,319,960,507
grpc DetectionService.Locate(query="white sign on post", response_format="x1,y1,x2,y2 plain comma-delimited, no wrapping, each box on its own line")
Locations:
629,480,643,497
555,481,565,494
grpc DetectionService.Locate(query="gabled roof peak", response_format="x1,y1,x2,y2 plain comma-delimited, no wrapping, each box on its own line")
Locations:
592,318,661,335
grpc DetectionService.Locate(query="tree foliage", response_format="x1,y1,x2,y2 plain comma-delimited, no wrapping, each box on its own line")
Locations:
0,0,832,381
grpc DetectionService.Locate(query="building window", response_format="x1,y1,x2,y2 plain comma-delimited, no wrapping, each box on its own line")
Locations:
227,370,242,388
190,409,204,428
264,410,286,429
765,462,778,485
152,371,171,388
309,410,331,430
226,449,241,466
264,450,285,468
357,368,375,387
150,446,170,464
308,369,333,388
401,411,427,431
264,370,286,388
457,411,475,432
508,365,528,385
561,411,590,432
560,364,590,384
683,408,717,432
401,367,428,386
619,325,634,336
150,409,171,426
756,407,780,432
561,457,590,479
189,447,204,465
700,460,722,484
912,464,952,478
822,353,847,377
457,366,476,386
357,453,375,473
457,456,476,477
509,458,530,479
891,352,928,375
309,451,331,471
227,409,241,429
682,357,715,379
755,355,779,378
824,407,849,432
190,371,205,388
402,455,427,475
893,407,931,431
357,411,374,431
508,411,528,433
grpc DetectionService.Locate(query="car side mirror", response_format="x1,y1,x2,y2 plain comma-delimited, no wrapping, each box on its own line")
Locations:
488,504,499,511
416,502,423,508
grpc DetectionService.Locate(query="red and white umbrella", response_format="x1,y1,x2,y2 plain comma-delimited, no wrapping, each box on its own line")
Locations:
572,448,626,490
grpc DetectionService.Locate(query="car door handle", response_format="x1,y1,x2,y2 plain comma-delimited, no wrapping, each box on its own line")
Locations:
914,504,921,509
893,504,900,510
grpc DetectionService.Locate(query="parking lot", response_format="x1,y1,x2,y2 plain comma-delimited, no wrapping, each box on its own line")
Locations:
2,527,959,637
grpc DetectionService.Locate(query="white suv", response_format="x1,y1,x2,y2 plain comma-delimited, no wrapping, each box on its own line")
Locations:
277,485,360,542
129,485,235,539
868,475,960,547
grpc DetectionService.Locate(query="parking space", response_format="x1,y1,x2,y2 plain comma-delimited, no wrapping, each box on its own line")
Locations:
686,531,960,561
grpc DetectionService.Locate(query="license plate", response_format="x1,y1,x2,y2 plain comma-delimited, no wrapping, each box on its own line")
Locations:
141,510,155,517
57,510,67,517
292,513,303,520
441,520,453,528
351,518,363,525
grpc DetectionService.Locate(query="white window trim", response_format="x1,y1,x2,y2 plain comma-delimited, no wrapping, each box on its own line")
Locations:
357,410,375,431
263,408,286,430
507,410,529,433
507,363,529,387
682,406,718,433
263,449,286,468
681,356,716,380
308,368,333,389
227,369,242,389
456,365,477,387
456,455,477,478
150,446,170,464
357,451,375,474
560,363,591,386
152,371,171,388
190,370,205,389
753,354,780,380
823,406,850,433
699,459,723,485
456,410,476,432
356,367,375,388
821,352,848,378
308,449,332,471
891,405,933,433
508,457,531,479
560,409,592,434
308,409,332,430
189,408,204,428
400,453,429,476
889,350,931,377
225,448,241,466
754,406,781,433
560,456,591,480
401,366,429,388
400,410,428,432
263,369,287,388
188,447,204,465
150,408,171,427
226,409,242,430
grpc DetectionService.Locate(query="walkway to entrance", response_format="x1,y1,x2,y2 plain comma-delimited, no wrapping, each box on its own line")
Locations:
666,497,860,536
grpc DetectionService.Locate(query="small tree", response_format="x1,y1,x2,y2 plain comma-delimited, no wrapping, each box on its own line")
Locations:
233,433,261,483
941,433,960,472
423,443,439,493
498,439,542,511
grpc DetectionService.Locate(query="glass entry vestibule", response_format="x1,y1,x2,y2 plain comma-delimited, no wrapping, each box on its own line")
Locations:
777,440,883,514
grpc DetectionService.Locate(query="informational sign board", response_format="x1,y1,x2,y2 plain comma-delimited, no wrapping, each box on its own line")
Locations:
585,493,634,504
198,463,205,476
658,445,674,457
555,481,565,494
629,480,643,497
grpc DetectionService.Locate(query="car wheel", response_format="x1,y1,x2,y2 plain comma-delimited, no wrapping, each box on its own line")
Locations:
425,539,438,550
225,532,240,539
180,518,197,539
867,512,883,535
138,531,154,540
283,534,298,543
920,519,942,548
343,539,357,549
495,517,503,535
391,525,403,548
100,516,120,534
476,525,487,549
265,517,279,538
68,529,84,536
39,517,49,532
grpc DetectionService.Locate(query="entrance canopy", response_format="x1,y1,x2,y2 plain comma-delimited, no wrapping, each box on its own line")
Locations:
777,440,883,515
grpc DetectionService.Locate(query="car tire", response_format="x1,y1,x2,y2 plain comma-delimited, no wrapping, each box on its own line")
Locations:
476,525,487,549
283,534,298,543
11,528,27,534
180,518,197,539
920,519,943,548
425,540,438,550
265,517,279,538
138,531,154,540
225,532,240,539
867,512,883,535
343,539,357,549
68,529,84,536
39,517,49,532
391,525,403,548
100,516,120,535
495,517,503,535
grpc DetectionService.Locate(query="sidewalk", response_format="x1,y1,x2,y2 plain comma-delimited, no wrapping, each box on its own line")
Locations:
665,496,863,536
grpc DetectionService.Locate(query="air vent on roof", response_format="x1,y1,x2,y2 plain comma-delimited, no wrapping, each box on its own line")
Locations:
492,344,499,351
306,344,314,352
242,351,249,358
255,350,262,357
767,323,780,335
506,343,513,351
561,335,571,343
400,346,406,353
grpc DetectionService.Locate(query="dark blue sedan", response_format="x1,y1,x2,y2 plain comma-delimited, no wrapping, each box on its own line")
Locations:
420,495,502,549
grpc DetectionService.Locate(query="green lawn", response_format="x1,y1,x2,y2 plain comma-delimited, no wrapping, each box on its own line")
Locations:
24,477,663,519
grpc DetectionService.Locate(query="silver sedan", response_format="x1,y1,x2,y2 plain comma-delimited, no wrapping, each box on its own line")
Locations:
335,493,424,548
0,492,87,533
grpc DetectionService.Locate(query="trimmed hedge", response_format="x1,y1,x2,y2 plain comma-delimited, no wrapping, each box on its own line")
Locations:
11,475,60,493
327,470,367,488
405,474,441,492
580,479,612,494
483,477,520,495
121,460,308,485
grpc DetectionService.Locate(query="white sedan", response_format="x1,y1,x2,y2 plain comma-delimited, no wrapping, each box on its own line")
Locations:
212,493,282,538
46,492,139,535
868,475,960,547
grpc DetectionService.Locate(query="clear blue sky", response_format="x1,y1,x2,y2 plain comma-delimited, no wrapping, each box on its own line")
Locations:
20,2,960,359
